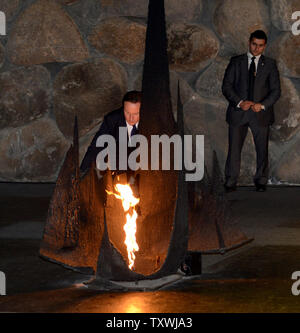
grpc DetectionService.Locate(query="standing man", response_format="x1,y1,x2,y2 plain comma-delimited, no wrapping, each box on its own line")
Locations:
222,30,281,192
80,90,142,174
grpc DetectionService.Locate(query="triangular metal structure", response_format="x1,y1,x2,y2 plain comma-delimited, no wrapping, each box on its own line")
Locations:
40,0,251,284
188,152,252,254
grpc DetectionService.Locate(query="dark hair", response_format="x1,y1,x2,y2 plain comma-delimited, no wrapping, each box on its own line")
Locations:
249,30,267,43
122,91,142,105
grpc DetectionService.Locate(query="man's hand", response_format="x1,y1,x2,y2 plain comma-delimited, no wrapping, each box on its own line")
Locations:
240,100,254,111
251,103,263,112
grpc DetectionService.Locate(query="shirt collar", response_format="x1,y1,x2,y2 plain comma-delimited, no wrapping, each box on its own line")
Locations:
247,52,262,62
126,121,139,129
126,121,139,128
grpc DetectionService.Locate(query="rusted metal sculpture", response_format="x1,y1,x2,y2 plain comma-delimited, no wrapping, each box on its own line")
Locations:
188,152,252,254
39,0,250,283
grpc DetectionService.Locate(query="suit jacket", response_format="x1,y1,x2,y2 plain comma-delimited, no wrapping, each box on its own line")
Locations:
222,54,281,126
80,107,130,172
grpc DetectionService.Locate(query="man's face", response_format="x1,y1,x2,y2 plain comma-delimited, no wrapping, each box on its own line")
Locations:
249,37,266,57
124,101,140,126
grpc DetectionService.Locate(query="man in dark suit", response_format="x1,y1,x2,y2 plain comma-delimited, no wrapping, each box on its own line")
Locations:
80,90,142,174
222,30,281,192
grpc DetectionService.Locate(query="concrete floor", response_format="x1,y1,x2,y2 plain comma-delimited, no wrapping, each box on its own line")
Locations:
0,183,300,313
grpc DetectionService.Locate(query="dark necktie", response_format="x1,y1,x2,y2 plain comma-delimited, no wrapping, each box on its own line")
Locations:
130,124,138,137
248,56,256,101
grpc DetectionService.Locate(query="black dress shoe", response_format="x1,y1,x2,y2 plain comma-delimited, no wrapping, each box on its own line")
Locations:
255,183,266,192
224,185,237,193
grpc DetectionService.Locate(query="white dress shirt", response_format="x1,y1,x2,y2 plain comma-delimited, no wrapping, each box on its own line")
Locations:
237,52,265,110
127,122,139,146
247,52,261,71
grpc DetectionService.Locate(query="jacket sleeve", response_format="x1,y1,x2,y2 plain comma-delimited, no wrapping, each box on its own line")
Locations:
79,116,111,173
222,57,242,106
261,60,281,109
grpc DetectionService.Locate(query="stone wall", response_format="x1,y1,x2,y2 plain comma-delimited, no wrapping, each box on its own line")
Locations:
0,0,299,184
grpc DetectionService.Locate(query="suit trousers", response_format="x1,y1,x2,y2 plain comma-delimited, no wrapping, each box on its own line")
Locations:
225,115,269,187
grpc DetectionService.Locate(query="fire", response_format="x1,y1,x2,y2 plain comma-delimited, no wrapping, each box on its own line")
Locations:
106,184,140,270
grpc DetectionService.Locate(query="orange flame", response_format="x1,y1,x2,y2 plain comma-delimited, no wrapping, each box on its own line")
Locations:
106,184,140,270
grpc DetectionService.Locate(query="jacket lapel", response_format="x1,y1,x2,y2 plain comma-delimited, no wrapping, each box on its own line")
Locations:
240,53,249,81
119,109,129,142
255,55,265,79
239,54,249,99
